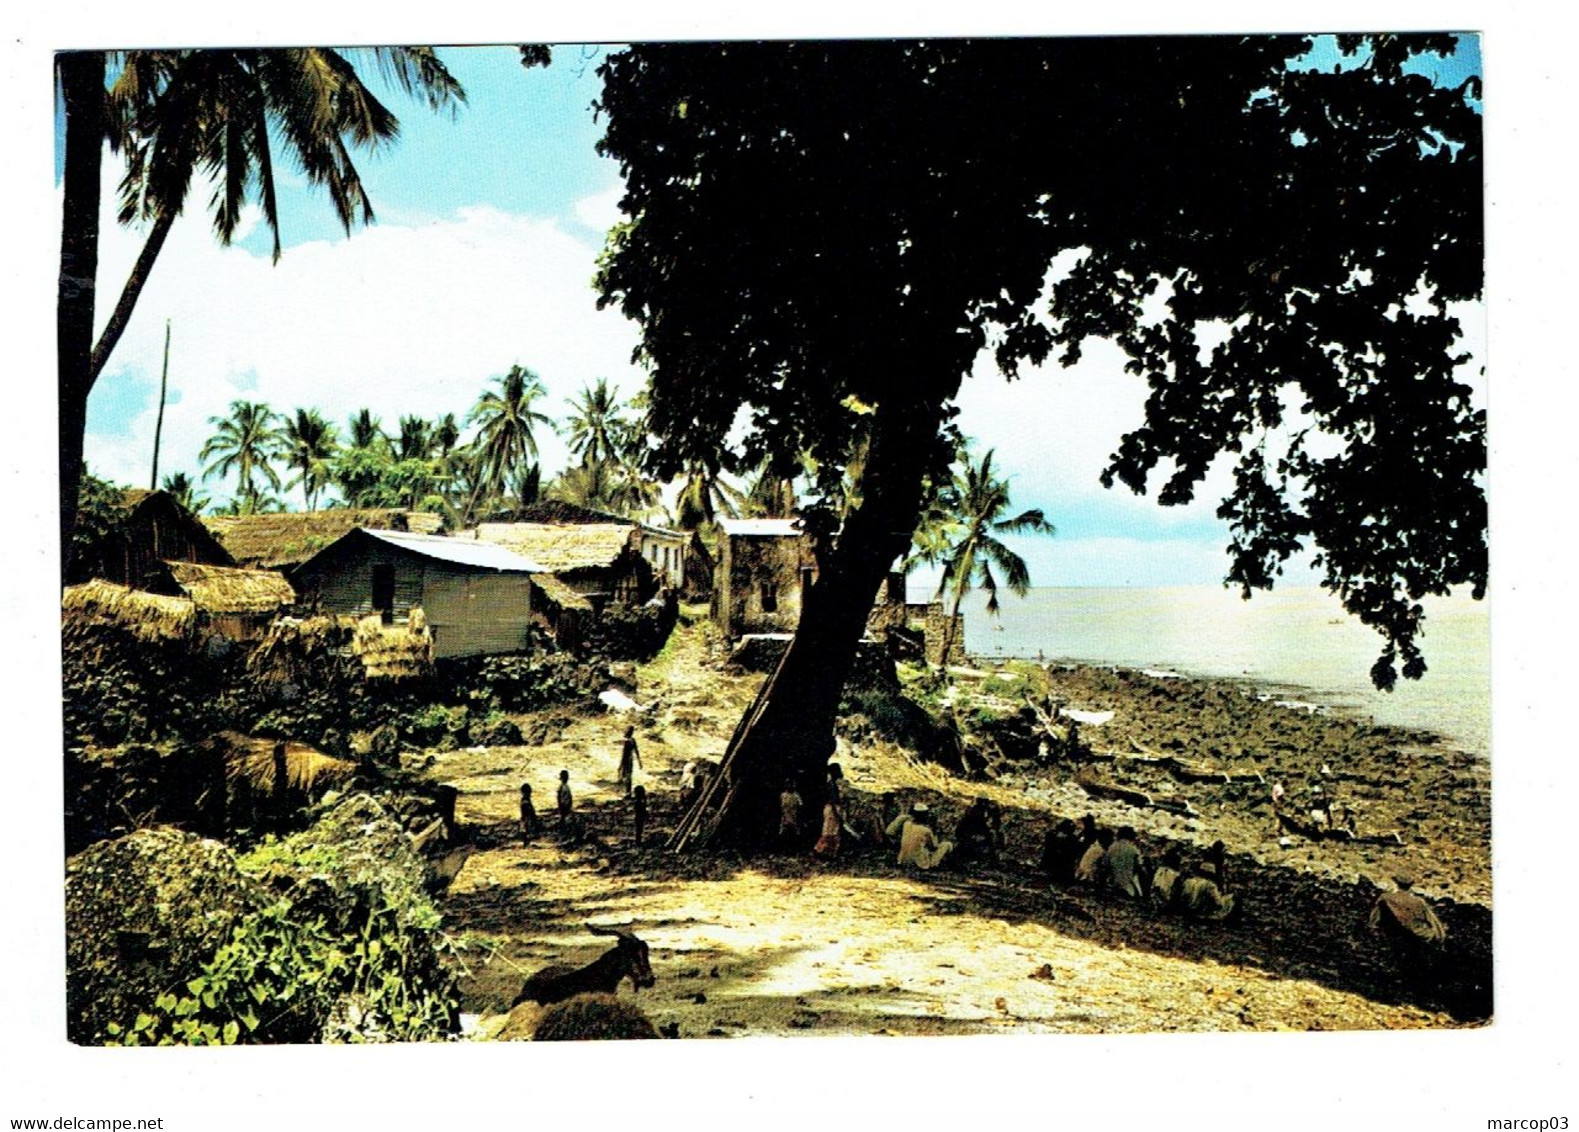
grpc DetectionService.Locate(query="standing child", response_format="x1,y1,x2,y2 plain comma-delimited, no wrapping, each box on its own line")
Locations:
557,770,573,827
617,726,642,797
632,784,647,848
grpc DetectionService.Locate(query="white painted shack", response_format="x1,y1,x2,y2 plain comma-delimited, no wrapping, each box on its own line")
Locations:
290,529,544,659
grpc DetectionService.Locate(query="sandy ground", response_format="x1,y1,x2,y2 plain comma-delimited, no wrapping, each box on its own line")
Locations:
420,613,1486,1039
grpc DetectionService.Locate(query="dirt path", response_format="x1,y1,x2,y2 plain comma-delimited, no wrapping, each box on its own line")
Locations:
421,617,1486,1038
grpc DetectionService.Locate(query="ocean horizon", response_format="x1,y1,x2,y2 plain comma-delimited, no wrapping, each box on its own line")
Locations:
926,584,1490,759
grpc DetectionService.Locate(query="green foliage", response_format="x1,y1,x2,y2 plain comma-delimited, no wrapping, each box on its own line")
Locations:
107,896,458,1045
594,37,1485,689
465,651,599,713
401,703,472,750
67,471,126,575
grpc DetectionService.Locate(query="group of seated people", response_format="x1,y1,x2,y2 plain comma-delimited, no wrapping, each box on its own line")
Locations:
876,795,1006,871
1040,815,1240,922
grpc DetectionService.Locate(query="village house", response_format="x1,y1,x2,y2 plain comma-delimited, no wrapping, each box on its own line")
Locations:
203,508,443,571
462,519,656,607
474,501,700,595
69,488,235,588
143,561,296,641
289,528,543,660
712,517,815,639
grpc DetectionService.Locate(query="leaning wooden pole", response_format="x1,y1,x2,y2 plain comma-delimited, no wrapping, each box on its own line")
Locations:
667,651,784,853
149,320,171,490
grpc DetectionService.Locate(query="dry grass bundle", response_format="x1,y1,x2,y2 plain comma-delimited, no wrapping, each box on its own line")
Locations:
62,579,197,643
245,615,346,684
220,732,358,794
350,613,433,679
165,562,294,614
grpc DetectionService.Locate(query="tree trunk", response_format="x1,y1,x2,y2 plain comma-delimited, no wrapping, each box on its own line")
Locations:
682,394,951,853
89,203,178,383
57,51,105,584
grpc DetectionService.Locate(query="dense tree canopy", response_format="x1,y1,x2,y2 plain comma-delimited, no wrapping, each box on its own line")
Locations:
594,36,1483,847
597,36,1483,691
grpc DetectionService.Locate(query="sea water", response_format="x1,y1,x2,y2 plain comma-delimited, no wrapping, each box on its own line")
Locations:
946,585,1490,758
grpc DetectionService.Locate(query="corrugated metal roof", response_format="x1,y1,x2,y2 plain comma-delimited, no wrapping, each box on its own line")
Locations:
717,518,804,537
359,529,545,572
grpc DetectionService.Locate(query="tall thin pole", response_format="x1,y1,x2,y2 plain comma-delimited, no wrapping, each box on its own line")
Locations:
150,320,170,490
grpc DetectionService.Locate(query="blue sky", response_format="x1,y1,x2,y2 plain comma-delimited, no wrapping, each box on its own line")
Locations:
75,36,1483,589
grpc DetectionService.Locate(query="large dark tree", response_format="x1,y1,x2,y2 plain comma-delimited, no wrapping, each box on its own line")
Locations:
593,37,1484,851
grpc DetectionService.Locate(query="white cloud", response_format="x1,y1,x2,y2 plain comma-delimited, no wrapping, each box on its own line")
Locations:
572,182,625,237
84,173,649,504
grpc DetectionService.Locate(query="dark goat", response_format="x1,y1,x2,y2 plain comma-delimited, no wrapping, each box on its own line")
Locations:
511,924,656,1008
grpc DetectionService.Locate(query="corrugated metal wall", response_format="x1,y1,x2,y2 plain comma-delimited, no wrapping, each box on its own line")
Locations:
421,567,533,658
296,541,424,621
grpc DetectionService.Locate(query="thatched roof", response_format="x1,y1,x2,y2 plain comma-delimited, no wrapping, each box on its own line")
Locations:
533,573,594,612
485,500,632,526
466,522,637,573
204,509,443,568
62,579,197,643
164,561,296,614
246,616,346,685
217,732,358,794
350,613,433,679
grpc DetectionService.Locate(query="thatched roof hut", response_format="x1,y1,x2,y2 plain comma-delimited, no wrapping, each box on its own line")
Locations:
204,509,443,569
69,489,235,587
62,579,197,644
463,522,655,606
466,522,637,573
157,561,296,615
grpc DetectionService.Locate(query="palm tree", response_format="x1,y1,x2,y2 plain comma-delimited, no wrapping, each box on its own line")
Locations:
675,456,747,529
161,470,210,515
433,412,461,458
56,48,467,572
396,415,436,461
546,460,658,518
347,409,390,455
745,457,801,518
280,408,339,511
467,365,553,520
200,400,284,514
563,378,625,468
914,447,1055,674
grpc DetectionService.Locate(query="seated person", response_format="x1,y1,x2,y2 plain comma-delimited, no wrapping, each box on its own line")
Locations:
1075,828,1112,885
1369,875,1447,948
1040,818,1083,884
887,802,953,870
1149,846,1184,907
952,798,1001,867
1103,825,1145,900
1175,873,1239,922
